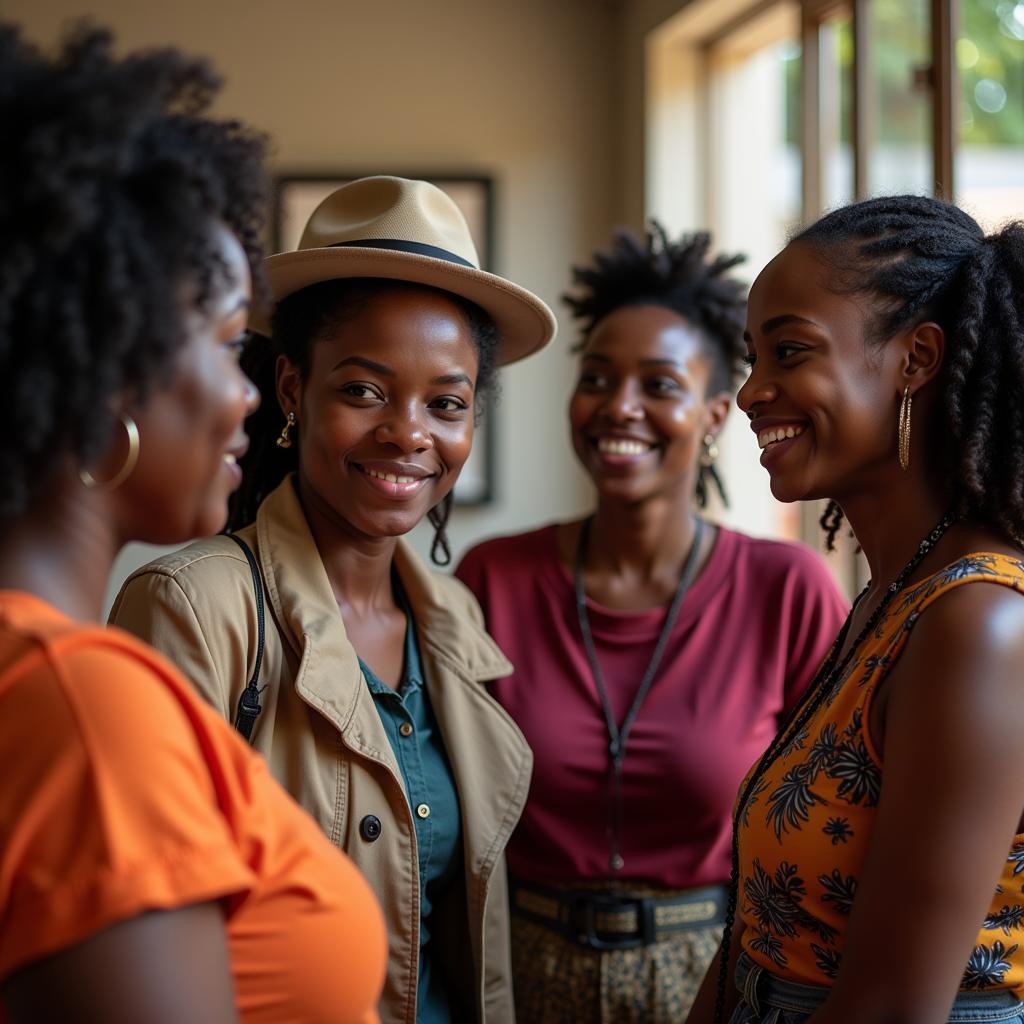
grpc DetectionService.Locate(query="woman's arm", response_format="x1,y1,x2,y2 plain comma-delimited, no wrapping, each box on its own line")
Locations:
808,583,1024,1024
686,922,746,1024
3,902,238,1023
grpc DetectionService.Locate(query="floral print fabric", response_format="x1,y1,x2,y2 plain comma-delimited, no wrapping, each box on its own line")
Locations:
736,553,1024,996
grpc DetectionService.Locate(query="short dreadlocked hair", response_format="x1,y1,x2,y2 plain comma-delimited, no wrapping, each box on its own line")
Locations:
0,22,269,518
563,222,747,506
793,194,1024,550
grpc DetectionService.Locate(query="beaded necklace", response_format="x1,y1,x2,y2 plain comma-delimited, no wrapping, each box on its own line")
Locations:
712,511,956,1022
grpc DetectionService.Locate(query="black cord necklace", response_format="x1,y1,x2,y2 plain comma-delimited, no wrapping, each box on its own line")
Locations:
711,510,956,1023
574,514,707,874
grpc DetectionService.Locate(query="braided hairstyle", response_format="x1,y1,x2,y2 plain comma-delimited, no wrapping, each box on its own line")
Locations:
563,222,747,506
0,23,268,518
708,197,1024,1022
226,278,499,566
792,195,1024,549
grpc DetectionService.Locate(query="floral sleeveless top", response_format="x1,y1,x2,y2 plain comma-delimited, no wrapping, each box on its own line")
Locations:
737,553,1024,995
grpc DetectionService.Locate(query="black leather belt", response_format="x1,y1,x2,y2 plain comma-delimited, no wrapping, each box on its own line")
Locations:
510,877,727,951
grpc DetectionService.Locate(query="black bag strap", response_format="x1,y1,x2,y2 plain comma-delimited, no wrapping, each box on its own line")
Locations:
227,534,265,742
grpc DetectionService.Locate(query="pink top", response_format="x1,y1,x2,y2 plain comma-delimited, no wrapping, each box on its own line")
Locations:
455,524,848,889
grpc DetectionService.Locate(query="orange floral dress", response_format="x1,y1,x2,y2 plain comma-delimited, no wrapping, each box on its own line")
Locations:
736,553,1024,996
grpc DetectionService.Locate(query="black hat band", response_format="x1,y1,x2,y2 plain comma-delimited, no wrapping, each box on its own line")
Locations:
329,238,476,269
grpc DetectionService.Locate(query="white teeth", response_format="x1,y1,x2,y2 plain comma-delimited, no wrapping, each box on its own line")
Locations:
366,468,417,484
757,425,805,450
597,438,651,456
222,453,237,465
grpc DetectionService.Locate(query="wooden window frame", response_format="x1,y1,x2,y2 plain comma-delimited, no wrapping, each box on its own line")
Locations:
796,0,958,215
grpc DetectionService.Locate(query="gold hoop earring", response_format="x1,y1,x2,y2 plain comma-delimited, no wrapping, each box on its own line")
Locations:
699,433,719,468
276,411,296,449
79,413,140,491
898,386,913,471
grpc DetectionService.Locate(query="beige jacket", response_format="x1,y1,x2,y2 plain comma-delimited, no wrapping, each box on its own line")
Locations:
110,478,530,1024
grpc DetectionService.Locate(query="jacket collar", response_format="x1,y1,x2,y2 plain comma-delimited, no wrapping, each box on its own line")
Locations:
253,477,511,717
391,540,512,681
253,477,528,936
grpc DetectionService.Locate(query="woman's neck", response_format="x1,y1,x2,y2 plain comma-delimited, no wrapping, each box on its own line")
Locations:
837,467,953,590
297,480,400,617
0,487,119,621
586,492,698,582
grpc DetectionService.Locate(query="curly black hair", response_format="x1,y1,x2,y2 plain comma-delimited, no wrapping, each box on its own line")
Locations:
563,222,747,506
226,278,500,566
792,194,1024,550
0,22,269,518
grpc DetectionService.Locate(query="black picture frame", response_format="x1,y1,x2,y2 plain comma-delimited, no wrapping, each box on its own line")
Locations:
272,173,497,507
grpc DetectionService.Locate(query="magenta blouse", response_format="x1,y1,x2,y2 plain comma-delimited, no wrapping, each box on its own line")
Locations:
455,524,848,889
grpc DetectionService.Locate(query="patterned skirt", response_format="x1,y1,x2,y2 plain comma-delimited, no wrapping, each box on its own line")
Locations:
510,879,724,1024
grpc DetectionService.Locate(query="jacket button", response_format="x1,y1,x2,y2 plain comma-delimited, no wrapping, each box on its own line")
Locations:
360,815,382,842
416,803,431,819
399,722,413,737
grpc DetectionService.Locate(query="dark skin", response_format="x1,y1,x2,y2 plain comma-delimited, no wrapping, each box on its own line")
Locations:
275,285,478,686
687,242,1024,1024
3,905,238,1024
0,224,258,1022
557,303,730,611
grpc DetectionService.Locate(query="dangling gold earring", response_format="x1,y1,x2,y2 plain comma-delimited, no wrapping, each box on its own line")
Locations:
898,386,913,470
700,433,719,468
80,412,140,491
276,411,296,449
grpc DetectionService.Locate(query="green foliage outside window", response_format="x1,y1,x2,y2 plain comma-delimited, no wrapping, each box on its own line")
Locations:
958,0,1024,144
782,0,1023,147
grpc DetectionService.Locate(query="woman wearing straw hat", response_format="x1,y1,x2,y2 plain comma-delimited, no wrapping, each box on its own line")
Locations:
111,176,556,1024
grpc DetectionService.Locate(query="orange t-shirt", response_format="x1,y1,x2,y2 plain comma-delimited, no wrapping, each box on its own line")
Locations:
0,591,386,1022
737,553,1024,996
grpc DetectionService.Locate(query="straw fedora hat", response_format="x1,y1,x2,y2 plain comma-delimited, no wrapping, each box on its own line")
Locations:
251,176,557,365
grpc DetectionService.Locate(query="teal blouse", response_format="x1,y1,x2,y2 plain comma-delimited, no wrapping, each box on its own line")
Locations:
359,587,463,1024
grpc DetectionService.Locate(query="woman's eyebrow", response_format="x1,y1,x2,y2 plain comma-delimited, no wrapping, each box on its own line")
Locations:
330,355,393,375
744,314,819,344
639,358,682,368
761,314,818,334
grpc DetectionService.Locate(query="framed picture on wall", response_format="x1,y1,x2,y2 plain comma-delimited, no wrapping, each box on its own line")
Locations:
272,174,496,507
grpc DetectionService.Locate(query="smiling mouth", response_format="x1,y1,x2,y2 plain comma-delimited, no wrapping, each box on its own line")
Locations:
353,462,434,500
363,467,421,484
594,437,656,457
757,425,806,450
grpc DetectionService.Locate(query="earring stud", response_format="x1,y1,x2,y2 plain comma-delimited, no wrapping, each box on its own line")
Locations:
699,433,719,468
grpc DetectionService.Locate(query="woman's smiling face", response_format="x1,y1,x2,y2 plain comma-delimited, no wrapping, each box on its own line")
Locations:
278,284,478,542
122,223,257,544
737,241,905,504
569,303,729,506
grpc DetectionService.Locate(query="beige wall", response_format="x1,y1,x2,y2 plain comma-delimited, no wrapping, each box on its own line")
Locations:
5,0,624,596
615,0,693,226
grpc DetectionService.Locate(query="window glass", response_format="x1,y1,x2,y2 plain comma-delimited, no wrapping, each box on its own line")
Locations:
955,0,1024,227
822,16,856,209
702,11,802,541
868,0,934,194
